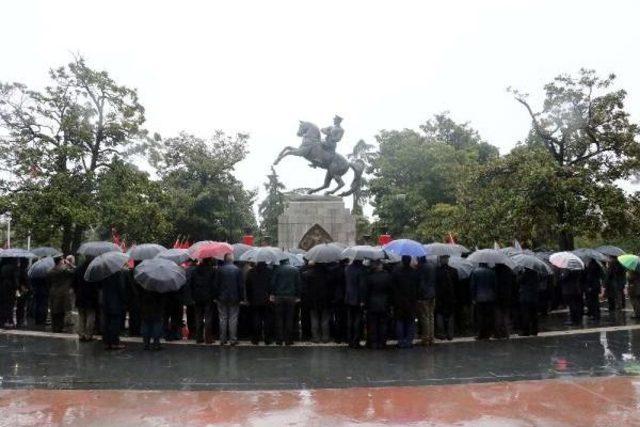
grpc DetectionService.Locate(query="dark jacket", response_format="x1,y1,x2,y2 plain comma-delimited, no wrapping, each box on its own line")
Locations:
605,262,626,292
0,262,18,300
392,264,419,319
560,270,582,296
435,264,458,315
470,266,497,303
582,262,603,293
189,264,216,304
417,262,436,300
139,288,165,320
72,261,99,310
270,264,301,298
344,263,366,306
101,270,127,315
329,262,347,304
48,264,74,314
495,265,515,307
215,262,244,304
301,265,330,308
365,269,393,314
518,269,540,304
246,264,273,306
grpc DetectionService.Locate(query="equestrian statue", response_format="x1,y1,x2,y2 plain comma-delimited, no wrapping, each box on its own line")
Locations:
273,115,364,197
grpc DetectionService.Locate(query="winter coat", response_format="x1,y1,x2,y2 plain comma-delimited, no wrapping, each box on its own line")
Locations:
48,264,74,314
189,264,216,304
628,272,640,297
301,265,330,308
215,263,245,304
470,266,497,303
364,269,393,314
582,262,603,294
72,261,99,310
495,265,515,307
139,288,165,320
417,262,436,300
245,264,273,306
0,263,18,301
328,263,346,304
101,270,127,315
344,263,366,306
435,264,458,315
270,264,301,298
392,264,419,319
518,269,540,304
559,270,582,296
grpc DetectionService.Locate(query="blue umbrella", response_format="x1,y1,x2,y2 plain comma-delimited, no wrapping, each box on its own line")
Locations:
383,239,426,257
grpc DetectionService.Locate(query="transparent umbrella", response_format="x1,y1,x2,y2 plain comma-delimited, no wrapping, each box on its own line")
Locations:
77,241,122,257
341,245,385,261
155,248,191,265
549,252,585,270
30,247,62,258
305,243,344,263
240,247,284,264
467,249,516,269
128,243,167,261
512,254,554,276
423,243,469,257
0,248,37,259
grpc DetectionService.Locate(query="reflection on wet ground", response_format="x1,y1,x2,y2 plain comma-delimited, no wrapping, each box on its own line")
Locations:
1,377,639,426
2,328,640,391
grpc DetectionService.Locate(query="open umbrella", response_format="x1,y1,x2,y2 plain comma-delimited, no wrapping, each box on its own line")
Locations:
128,243,167,261
155,248,191,265
0,248,37,259
549,252,585,270
84,251,130,282
28,256,55,279
189,241,233,260
511,254,554,276
596,245,625,257
447,257,475,280
288,248,307,255
282,251,305,267
467,249,516,269
78,241,122,257
240,247,284,264
134,258,187,293
305,243,344,263
618,254,640,272
341,245,385,261
423,243,469,257
233,243,254,259
572,248,609,266
30,247,62,258
383,239,426,257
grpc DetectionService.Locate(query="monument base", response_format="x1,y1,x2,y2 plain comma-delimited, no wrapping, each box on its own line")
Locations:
277,194,356,251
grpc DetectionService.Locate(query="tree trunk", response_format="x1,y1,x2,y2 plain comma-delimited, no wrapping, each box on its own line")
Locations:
71,224,85,254
556,205,575,250
61,222,73,255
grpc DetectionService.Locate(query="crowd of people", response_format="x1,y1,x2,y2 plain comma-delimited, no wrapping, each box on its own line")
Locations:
0,246,637,351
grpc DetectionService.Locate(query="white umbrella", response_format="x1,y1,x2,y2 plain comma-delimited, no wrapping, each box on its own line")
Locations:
549,252,585,270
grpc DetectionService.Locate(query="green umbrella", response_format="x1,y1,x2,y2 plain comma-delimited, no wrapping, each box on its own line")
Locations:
618,254,640,272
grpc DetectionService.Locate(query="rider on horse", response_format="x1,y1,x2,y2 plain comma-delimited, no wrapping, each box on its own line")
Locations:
311,115,344,168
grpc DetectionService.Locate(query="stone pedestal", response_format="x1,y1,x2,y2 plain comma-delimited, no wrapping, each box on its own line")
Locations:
277,194,356,250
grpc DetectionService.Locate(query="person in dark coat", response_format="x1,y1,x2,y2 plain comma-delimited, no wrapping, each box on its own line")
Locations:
605,260,626,320
628,270,640,318
583,260,603,321
270,259,301,345
560,269,583,326
0,259,18,327
245,262,274,345
329,260,348,343
15,261,31,328
72,256,99,341
392,256,419,349
215,253,245,345
518,268,540,336
364,260,393,349
48,256,74,333
471,262,497,340
435,256,458,341
31,272,49,326
344,259,366,348
416,257,436,346
189,258,216,344
100,269,127,350
301,262,331,343
139,286,165,350
494,264,515,339
124,262,141,337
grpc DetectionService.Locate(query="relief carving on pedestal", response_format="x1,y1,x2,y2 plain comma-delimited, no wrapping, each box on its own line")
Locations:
298,224,333,251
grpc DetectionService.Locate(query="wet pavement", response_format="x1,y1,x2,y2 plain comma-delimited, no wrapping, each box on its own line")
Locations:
2,327,640,391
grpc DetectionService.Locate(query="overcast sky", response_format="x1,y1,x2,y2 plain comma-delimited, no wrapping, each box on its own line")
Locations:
2,0,639,217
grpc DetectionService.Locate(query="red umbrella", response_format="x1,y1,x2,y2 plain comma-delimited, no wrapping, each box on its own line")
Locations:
189,242,233,260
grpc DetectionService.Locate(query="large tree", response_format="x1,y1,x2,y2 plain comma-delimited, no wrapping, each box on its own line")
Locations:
150,131,257,242
347,139,375,215
0,56,145,252
509,69,640,249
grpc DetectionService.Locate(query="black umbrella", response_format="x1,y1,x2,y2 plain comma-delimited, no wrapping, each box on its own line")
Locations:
28,256,55,279
595,245,625,257
572,248,608,266
0,248,37,259
155,248,191,265
512,254,554,276
134,258,187,293
84,251,130,282
31,247,62,258
77,241,122,257
128,243,167,261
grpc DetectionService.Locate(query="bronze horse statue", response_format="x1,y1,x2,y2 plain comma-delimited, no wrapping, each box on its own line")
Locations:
273,121,364,196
